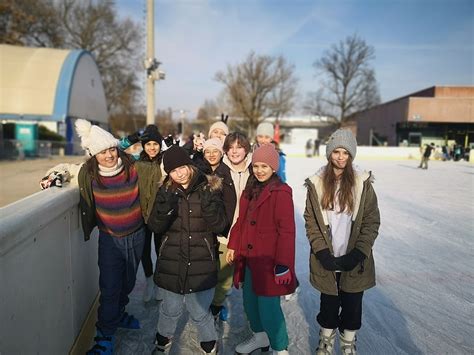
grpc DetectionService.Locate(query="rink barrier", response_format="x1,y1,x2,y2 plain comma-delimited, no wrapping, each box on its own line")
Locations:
0,186,99,354
281,143,423,159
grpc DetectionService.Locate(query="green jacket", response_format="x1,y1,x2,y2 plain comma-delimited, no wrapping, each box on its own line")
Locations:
135,160,163,223
304,168,380,295
78,165,96,241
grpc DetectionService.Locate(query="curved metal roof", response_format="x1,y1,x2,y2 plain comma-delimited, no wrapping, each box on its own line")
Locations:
0,45,107,122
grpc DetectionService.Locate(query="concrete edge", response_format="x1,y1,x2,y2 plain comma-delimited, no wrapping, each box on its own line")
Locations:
69,292,100,355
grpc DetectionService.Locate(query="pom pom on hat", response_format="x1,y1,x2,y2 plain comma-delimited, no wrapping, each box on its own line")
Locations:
252,144,279,172
75,119,118,158
203,138,224,154
208,121,229,138
256,122,274,138
163,145,193,174
325,129,357,160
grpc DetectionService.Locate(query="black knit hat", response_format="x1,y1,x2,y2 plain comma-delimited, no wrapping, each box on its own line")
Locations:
141,125,163,147
163,146,193,174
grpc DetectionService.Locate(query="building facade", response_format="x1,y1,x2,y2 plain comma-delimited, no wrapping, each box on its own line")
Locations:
352,86,474,147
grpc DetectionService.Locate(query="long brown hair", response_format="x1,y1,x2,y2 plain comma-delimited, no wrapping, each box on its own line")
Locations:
321,157,355,213
85,149,134,188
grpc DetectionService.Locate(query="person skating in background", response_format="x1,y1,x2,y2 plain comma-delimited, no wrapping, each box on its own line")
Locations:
119,125,166,302
254,121,286,182
306,139,314,157
147,146,227,354
304,129,380,355
42,119,146,355
226,144,296,355
418,142,435,169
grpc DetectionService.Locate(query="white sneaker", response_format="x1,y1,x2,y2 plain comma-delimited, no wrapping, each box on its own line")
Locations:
143,276,155,303
316,328,336,355
339,330,357,355
235,332,270,354
273,350,289,354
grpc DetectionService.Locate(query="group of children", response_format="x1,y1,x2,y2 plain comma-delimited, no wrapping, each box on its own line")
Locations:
41,118,380,355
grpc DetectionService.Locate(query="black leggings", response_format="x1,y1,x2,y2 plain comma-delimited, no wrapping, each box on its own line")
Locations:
141,225,162,278
317,273,364,331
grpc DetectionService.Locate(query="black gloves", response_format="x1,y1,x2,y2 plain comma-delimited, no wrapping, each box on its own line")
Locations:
334,248,366,271
199,188,213,210
127,132,140,144
155,189,179,216
315,248,339,271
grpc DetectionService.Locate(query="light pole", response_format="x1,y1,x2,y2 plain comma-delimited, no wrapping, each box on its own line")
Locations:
144,0,165,125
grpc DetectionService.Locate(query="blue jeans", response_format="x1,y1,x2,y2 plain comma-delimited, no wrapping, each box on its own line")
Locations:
157,287,217,342
97,227,145,336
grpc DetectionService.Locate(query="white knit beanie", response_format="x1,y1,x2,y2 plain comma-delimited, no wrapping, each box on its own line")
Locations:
256,122,274,137
203,138,224,154
75,119,119,158
208,121,229,137
325,129,357,160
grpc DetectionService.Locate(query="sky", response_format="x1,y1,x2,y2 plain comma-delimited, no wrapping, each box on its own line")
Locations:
115,0,474,118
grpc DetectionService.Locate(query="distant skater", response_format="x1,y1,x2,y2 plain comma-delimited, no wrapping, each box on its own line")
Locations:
418,143,434,169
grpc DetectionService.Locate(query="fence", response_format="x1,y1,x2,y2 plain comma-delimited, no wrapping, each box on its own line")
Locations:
0,187,99,354
0,140,83,160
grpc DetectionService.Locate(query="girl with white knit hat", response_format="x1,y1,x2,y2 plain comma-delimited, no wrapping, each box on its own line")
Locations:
41,119,146,355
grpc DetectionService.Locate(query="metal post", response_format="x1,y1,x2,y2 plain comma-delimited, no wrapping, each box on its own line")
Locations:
146,0,155,125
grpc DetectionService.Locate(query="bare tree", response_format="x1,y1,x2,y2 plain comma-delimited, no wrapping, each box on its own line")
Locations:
0,0,63,47
215,51,298,137
196,99,220,125
312,34,381,123
58,0,142,114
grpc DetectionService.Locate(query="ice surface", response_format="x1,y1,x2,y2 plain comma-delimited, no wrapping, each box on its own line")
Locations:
116,157,474,354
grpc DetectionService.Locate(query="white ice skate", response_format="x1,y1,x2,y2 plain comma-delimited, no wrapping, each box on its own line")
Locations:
316,327,336,355
235,331,270,354
339,330,357,355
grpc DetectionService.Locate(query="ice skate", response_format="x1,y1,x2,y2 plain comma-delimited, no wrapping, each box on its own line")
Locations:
235,331,270,354
339,330,357,355
316,327,336,355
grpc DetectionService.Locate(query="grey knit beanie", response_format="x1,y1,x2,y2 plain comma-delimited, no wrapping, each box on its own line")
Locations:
325,129,357,160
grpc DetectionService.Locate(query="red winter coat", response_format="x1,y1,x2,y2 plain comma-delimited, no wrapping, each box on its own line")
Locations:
228,181,296,296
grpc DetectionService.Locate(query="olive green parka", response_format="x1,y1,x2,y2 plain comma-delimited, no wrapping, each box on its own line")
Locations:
304,167,380,296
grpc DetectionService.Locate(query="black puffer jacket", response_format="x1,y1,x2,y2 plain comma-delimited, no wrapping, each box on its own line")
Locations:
148,170,227,294
213,162,237,237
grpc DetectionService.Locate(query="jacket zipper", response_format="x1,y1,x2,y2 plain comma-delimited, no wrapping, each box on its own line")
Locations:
158,236,168,258
204,238,214,261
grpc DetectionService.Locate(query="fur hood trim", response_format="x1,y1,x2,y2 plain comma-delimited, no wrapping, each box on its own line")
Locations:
205,174,223,192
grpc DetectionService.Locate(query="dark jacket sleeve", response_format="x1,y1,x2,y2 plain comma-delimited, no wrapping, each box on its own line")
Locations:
147,187,178,235
200,188,228,235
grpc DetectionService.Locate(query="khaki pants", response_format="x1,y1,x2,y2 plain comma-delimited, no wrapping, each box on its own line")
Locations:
212,242,234,306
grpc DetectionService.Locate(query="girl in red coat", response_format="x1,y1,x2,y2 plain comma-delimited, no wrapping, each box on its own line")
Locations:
226,144,296,355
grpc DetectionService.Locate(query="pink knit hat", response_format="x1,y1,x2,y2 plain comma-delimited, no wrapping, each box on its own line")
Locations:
252,144,279,171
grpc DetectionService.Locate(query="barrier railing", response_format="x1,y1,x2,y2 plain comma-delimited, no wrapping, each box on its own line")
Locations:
0,187,99,354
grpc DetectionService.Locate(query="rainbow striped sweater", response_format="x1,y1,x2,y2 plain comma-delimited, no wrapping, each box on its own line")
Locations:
92,167,143,237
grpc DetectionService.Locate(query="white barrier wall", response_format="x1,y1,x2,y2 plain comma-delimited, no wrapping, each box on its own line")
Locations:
0,187,99,354
280,143,422,159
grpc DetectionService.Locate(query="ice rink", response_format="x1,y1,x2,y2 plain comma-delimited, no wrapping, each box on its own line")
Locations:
117,157,473,354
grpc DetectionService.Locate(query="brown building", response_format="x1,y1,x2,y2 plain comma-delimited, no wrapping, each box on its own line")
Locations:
351,86,474,147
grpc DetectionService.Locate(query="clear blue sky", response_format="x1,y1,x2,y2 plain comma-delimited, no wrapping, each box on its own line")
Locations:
116,0,473,117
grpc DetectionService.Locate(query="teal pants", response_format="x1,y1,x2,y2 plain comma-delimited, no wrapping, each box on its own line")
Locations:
243,267,289,351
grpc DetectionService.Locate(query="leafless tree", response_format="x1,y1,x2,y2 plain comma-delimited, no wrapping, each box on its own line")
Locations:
312,34,381,123
215,51,298,137
0,0,63,47
58,0,142,113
